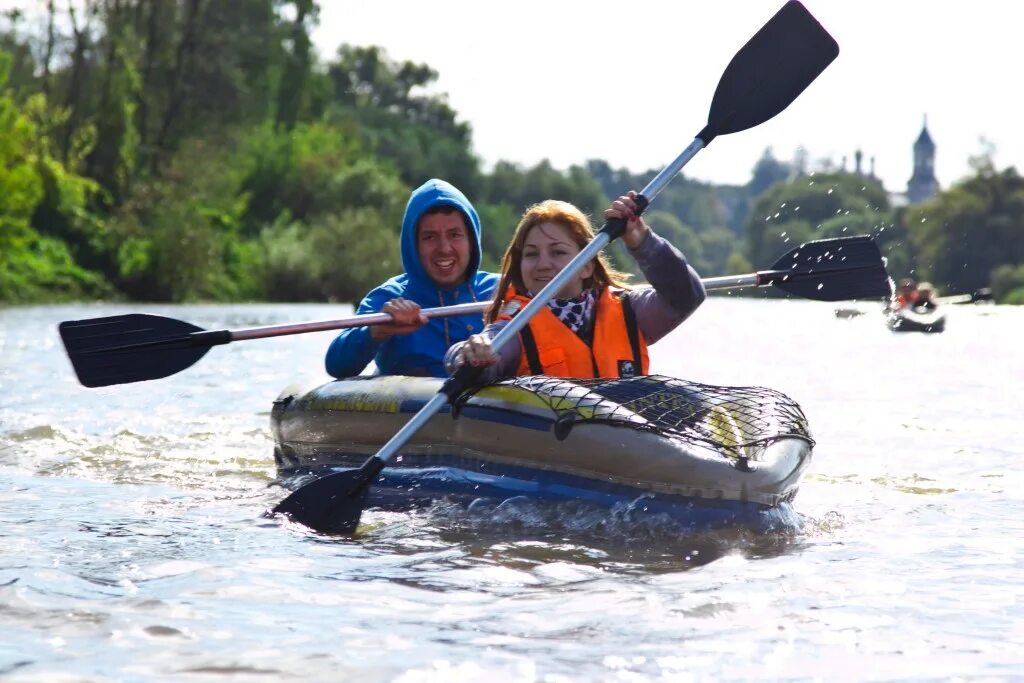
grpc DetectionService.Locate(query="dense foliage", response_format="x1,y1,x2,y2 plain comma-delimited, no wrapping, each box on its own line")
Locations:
1,2,1021,304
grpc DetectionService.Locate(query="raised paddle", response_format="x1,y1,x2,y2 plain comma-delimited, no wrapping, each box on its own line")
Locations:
58,302,490,388
272,0,843,533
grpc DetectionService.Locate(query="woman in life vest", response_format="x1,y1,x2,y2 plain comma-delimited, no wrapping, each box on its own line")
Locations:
893,278,919,309
444,192,706,380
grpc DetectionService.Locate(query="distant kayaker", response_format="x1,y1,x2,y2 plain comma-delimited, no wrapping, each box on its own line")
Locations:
445,192,705,379
324,179,499,378
913,281,938,311
893,278,919,309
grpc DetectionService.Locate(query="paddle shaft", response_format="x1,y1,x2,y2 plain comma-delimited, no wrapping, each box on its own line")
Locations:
227,301,489,341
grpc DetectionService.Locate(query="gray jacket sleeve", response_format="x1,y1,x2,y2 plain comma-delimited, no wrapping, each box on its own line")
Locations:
624,229,706,343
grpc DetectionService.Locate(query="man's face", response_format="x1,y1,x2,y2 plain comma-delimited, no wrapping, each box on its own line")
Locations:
417,211,472,287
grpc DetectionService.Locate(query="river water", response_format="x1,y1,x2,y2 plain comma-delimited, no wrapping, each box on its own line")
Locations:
2,299,1022,681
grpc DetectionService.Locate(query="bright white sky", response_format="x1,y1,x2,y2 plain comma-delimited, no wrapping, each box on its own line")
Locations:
313,0,1022,193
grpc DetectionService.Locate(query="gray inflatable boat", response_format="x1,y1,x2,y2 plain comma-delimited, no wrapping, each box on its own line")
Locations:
271,374,815,530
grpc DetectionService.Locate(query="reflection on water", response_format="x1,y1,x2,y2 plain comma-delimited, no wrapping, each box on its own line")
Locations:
363,498,810,575
3,301,1024,680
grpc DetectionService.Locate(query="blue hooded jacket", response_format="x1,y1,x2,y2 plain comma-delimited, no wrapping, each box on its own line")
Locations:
324,179,499,378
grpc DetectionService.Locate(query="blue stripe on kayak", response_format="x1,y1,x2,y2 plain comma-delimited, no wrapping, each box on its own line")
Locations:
455,405,552,431
280,454,799,532
397,399,553,432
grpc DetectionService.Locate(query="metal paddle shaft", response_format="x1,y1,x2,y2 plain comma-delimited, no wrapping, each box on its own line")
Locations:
273,0,842,534
59,302,490,388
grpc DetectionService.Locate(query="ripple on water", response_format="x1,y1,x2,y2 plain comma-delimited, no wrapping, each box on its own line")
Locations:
4,301,1024,680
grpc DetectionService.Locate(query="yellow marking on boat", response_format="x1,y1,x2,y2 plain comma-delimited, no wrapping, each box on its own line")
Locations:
474,385,553,409
474,385,639,423
302,397,400,414
703,405,755,458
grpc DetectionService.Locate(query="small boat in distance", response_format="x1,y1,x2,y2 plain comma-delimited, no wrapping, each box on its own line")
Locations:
886,280,945,333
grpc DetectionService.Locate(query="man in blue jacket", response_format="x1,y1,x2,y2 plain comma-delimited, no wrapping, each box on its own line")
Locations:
325,179,499,377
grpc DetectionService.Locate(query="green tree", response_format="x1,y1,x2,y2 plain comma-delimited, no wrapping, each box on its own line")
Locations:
0,53,109,301
261,207,401,302
747,147,792,197
903,164,1024,295
645,209,706,273
238,121,369,232
105,137,255,301
326,44,480,193
274,0,317,130
85,20,140,204
0,18,36,91
697,225,738,275
744,171,892,271
990,263,1024,304
476,201,520,271
482,159,605,216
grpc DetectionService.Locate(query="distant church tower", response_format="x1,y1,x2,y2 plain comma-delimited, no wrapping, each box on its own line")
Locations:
907,115,939,203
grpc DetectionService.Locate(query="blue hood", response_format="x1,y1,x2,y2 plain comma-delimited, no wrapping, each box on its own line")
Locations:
400,178,483,293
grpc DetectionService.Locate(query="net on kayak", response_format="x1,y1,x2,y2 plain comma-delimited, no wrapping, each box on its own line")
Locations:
464,374,813,463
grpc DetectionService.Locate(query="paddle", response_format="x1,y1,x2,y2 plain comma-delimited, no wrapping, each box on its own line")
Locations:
935,288,993,305
701,235,890,301
272,0,842,534
58,302,490,388
60,233,880,390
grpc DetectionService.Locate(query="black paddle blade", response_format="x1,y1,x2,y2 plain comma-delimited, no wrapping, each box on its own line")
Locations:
59,314,212,387
762,235,893,301
702,1,838,142
272,468,373,534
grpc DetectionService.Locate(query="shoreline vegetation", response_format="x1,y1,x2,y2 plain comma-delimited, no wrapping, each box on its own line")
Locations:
2,3,1022,306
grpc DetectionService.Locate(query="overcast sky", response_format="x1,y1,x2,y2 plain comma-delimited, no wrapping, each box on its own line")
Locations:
312,0,1021,193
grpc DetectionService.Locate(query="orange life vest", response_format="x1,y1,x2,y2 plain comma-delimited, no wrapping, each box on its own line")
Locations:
497,286,649,378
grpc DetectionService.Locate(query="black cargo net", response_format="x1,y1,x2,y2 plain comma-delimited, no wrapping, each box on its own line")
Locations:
465,374,813,461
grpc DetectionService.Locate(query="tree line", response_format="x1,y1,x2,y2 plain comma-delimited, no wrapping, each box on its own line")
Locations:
1,1,1021,305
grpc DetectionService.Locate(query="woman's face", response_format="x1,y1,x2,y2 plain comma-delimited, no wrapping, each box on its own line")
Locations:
520,221,594,299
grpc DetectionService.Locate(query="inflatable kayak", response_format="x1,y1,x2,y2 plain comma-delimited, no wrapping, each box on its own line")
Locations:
271,375,815,530
886,305,946,333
